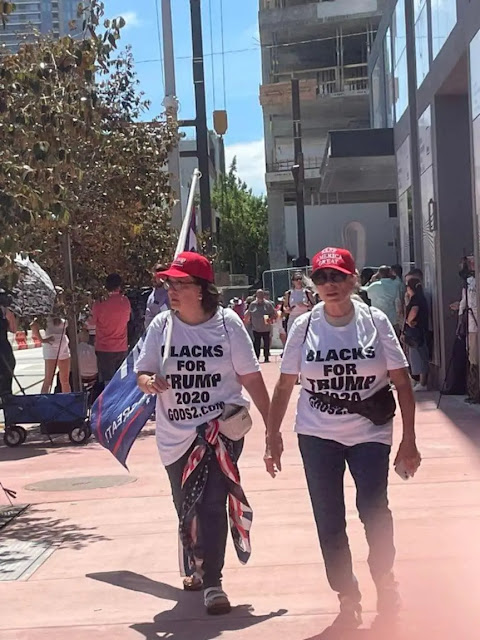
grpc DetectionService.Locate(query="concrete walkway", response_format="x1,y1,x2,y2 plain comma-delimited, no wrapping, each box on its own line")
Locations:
1,365,480,639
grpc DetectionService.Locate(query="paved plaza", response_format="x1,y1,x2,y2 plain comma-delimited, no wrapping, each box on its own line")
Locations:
1,363,480,639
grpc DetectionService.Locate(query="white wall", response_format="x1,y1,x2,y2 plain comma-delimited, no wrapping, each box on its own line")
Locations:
285,202,398,268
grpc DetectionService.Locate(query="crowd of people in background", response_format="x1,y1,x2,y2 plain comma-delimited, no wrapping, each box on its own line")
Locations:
1,255,477,405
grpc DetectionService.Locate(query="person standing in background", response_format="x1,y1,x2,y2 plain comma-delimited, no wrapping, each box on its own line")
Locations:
404,278,430,392
230,297,246,320
453,257,479,403
91,274,131,385
32,314,71,394
144,263,170,329
283,272,315,335
0,291,16,400
364,267,403,335
245,290,276,363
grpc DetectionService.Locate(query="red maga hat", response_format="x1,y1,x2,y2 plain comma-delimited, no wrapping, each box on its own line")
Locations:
312,247,356,275
158,252,214,283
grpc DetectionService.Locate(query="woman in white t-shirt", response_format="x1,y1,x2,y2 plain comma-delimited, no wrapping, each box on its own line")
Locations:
135,252,270,616
283,271,315,335
32,315,71,393
265,247,421,629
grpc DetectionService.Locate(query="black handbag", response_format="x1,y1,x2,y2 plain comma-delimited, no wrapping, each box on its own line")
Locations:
307,384,397,426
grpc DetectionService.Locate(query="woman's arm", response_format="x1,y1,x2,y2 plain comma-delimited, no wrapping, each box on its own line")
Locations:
389,367,421,475
265,373,297,477
406,305,419,327
238,371,270,427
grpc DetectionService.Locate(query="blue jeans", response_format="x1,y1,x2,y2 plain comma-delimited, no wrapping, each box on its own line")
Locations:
298,434,395,601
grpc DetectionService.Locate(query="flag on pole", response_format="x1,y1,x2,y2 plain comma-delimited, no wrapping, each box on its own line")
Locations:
91,169,202,467
188,206,197,253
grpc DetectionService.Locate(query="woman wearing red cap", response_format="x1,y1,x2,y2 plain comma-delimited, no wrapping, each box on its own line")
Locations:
135,252,270,616
265,247,421,629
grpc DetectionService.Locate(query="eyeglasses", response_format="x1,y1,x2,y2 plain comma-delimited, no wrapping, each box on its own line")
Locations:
312,270,348,285
164,279,198,291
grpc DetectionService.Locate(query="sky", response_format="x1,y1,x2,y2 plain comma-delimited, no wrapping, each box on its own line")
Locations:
102,0,266,194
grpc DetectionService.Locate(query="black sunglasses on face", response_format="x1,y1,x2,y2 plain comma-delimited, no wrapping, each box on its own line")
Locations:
312,270,349,285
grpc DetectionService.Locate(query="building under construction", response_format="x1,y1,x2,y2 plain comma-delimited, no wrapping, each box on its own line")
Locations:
259,0,398,269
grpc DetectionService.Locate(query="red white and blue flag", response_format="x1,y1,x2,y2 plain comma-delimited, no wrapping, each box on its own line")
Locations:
91,174,199,467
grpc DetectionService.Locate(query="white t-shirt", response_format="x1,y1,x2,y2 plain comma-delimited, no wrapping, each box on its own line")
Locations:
281,301,408,447
134,308,260,466
78,342,98,379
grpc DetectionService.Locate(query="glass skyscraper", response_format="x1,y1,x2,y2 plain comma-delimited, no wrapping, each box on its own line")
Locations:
0,0,81,52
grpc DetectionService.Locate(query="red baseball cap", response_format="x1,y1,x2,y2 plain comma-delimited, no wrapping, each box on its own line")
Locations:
159,252,214,283
312,247,356,275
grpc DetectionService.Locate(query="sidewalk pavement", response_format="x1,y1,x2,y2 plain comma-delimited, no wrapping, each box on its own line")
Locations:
1,365,480,639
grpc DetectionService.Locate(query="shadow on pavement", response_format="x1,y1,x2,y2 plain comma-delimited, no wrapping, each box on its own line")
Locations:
3,506,109,549
88,570,288,640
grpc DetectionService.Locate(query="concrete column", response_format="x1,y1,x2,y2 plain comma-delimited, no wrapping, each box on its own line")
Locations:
434,95,474,384
267,189,287,269
405,0,424,269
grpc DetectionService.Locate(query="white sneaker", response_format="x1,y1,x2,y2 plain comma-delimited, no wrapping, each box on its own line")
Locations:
414,384,428,392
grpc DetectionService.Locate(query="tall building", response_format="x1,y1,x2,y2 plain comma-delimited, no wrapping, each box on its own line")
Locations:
259,0,398,270
0,0,80,52
368,0,480,387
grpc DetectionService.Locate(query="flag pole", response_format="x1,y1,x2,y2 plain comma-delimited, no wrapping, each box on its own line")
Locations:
163,168,202,367
175,168,201,258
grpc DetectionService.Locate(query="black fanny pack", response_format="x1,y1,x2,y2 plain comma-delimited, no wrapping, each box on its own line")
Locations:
306,384,396,426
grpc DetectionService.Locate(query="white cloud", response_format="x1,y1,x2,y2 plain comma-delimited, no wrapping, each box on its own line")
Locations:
225,139,266,196
119,11,141,29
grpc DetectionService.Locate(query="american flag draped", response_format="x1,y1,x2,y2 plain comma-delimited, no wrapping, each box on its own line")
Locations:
179,419,253,576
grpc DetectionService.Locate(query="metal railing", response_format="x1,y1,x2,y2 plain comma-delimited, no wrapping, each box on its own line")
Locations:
274,63,369,95
267,156,324,173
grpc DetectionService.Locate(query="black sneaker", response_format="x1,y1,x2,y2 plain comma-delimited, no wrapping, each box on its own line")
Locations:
332,595,363,629
376,573,402,618
264,358,270,363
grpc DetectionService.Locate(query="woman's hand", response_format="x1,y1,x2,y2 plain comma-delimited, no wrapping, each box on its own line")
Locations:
264,432,283,478
394,439,421,477
138,373,170,395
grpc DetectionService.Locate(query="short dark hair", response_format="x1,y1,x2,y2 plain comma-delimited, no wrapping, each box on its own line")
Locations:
378,266,391,279
106,273,123,292
391,264,403,278
194,277,220,314
407,268,423,280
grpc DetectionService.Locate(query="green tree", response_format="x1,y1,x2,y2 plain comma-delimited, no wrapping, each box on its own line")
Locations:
0,1,178,299
212,160,268,283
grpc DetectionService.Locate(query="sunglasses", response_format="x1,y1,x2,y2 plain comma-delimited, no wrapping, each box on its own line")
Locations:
293,277,303,281
312,270,348,285
164,279,198,291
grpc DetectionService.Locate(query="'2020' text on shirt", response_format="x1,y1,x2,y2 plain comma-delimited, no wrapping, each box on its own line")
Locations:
134,308,260,466
281,301,408,447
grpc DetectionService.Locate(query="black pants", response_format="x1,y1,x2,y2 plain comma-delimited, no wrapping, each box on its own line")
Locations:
253,331,271,361
96,351,127,384
165,438,243,589
299,434,395,601
0,345,15,400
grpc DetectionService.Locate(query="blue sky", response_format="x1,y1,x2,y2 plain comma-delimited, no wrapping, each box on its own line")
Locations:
102,0,265,193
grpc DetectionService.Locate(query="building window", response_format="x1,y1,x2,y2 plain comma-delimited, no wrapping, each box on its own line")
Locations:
414,0,430,87
431,0,457,59
392,1,408,122
385,28,394,127
371,52,386,129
